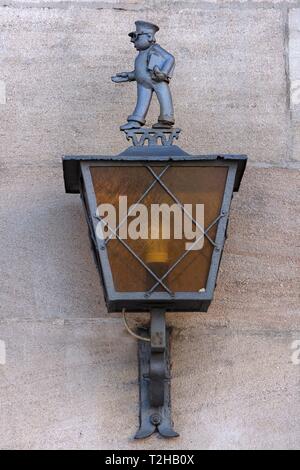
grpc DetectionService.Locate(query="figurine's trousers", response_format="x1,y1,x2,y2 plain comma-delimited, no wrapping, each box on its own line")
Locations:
128,82,174,125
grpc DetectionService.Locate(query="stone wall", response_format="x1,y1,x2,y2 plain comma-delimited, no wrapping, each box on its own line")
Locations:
0,0,299,449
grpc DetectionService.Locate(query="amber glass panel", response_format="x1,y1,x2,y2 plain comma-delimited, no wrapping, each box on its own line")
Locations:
90,165,228,293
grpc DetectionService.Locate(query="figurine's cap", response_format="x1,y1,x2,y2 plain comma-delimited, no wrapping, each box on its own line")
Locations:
129,21,159,38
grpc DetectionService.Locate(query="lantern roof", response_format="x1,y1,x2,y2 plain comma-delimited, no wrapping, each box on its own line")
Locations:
63,152,247,195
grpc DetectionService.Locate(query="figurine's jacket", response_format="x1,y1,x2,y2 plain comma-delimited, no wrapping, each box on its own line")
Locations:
128,44,175,86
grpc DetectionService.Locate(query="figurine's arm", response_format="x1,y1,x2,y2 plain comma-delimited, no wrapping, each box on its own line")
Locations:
111,71,136,83
151,45,175,81
159,53,175,78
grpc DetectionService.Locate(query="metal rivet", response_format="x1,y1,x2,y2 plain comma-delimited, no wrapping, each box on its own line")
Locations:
150,413,161,425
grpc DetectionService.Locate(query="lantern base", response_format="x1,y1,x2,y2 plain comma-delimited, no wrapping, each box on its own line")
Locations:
135,309,179,439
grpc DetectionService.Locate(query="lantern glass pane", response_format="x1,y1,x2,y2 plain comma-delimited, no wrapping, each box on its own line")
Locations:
90,165,228,293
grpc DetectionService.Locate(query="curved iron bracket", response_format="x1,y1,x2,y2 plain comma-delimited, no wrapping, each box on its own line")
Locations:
135,309,179,439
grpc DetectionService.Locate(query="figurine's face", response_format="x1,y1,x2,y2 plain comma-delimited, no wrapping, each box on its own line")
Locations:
131,33,152,51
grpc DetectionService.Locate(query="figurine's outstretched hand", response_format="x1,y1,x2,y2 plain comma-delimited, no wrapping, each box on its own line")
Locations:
111,72,130,83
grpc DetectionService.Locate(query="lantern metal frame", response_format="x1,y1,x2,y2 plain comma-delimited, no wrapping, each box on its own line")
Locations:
63,154,246,313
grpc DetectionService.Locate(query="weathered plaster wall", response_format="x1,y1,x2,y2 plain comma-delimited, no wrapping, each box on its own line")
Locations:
0,0,299,449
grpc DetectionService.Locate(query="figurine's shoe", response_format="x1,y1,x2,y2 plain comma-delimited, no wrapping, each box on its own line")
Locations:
120,121,142,130
152,121,174,129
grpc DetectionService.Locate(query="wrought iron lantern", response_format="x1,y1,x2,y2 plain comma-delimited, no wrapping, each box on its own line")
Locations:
63,129,246,438
63,20,247,439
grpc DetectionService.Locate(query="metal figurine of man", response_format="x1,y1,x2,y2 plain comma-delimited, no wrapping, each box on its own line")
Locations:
112,21,175,130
